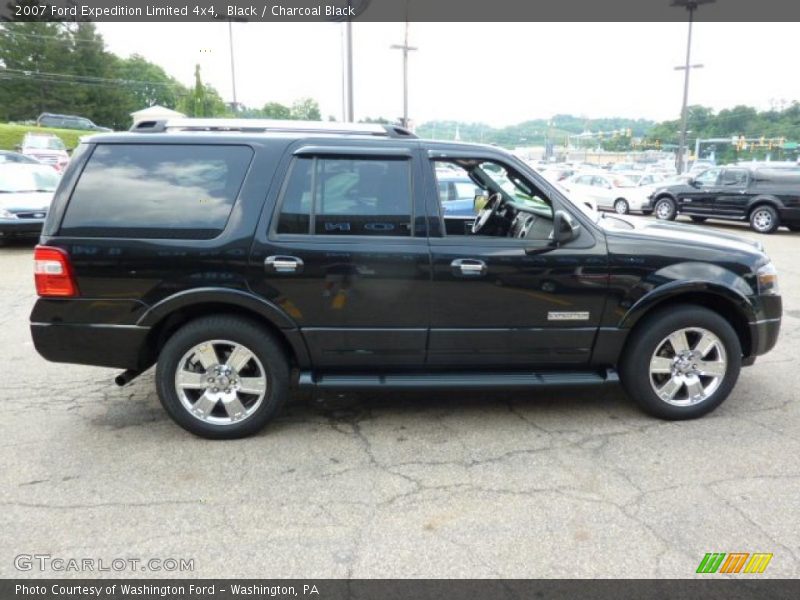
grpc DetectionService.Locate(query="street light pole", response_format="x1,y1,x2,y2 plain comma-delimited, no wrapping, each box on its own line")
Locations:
672,0,714,174
390,18,417,129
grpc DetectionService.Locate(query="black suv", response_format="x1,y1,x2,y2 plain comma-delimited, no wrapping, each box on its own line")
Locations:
30,119,782,438
650,165,800,234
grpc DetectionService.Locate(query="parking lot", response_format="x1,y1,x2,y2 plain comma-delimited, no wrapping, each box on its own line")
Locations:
1,218,798,579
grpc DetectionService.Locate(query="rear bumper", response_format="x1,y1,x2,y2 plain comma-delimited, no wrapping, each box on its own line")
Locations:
779,206,800,226
0,218,44,235
31,322,150,370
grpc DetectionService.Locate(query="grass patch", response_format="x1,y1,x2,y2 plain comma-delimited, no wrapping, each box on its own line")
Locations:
0,123,86,152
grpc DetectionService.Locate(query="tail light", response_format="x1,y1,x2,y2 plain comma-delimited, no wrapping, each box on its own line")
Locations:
34,245,78,297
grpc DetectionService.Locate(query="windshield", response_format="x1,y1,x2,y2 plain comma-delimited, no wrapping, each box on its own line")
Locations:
24,136,66,151
0,166,60,192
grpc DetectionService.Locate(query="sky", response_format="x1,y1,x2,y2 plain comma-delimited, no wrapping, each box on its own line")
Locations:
96,22,800,126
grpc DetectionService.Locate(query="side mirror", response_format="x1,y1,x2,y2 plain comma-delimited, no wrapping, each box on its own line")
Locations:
552,210,578,246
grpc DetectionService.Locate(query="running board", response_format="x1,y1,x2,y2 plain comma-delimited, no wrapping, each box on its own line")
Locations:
297,369,618,391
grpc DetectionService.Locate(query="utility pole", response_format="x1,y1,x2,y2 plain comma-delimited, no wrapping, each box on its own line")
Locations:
672,0,714,174
390,10,417,129
228,20,237,111
345,18,354,121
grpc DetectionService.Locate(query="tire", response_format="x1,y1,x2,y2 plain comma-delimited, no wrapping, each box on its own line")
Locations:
155,315,290,439
690,216,707,223
614,198,629,215
654,197,677,221
619,304,741,420
749,205,779,234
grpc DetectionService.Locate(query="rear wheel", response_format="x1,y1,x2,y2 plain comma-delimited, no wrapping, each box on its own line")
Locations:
690,216,707,223
619,305,741,420
654,197,677,221
749,205,779,234
614,198,629,215
155,315,290,439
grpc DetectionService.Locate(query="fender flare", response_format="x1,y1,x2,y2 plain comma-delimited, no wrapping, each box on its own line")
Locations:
619,279,756,331
746,195,783,214
137,287,297,329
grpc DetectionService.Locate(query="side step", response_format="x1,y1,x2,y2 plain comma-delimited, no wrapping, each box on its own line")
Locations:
297,369,618,391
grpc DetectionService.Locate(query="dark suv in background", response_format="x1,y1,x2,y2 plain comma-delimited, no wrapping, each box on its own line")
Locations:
650,165,800,233
30,119,782,438
37,112,112,132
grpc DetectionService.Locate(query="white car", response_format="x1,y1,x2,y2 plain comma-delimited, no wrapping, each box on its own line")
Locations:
0,163,60,239
562,172,652,215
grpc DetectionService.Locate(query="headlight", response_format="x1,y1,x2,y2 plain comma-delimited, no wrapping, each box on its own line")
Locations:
756,262,779,295
0,209,15,219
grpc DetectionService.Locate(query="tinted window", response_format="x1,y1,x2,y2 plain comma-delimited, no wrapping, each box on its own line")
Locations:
721,169,747,186
276,156,412,237
276,158,312,234
62,144,253,238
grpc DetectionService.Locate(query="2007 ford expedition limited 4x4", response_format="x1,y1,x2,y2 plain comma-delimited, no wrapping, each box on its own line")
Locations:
30,119,782,438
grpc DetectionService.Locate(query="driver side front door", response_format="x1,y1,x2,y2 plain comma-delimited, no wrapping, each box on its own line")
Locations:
425,157,609,368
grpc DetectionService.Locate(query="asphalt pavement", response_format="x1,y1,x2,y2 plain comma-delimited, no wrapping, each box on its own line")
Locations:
1,219,798,579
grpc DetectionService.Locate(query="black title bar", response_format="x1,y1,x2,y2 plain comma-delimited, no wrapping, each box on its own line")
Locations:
3,0,800,22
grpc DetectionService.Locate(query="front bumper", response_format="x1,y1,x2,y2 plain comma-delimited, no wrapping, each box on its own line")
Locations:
744,294,782,364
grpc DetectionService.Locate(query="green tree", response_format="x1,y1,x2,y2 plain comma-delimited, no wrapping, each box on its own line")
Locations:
262,102,291,119
179,64,227,117
290,97,321,121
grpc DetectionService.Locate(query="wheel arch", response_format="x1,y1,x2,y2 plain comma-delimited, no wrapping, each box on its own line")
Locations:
620,284,754,358
747,196,782,216
136,288,310,370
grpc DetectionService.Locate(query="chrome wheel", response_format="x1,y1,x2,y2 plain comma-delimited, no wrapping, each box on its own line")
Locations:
614,199,629,214
655,199,673,220
174,339,268,425
752,209,773,232
648,327,727,407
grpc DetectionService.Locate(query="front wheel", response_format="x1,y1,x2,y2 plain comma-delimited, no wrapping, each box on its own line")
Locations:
750,205,780,234
614,199,629,215
619,305,741,420
155,315,290,439
654,197,677,221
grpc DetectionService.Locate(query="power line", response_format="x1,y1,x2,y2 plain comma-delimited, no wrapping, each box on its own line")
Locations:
0,67,185,88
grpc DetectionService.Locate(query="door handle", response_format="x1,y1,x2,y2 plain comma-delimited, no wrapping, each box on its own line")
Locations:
451,258,487,277
265,255,304,274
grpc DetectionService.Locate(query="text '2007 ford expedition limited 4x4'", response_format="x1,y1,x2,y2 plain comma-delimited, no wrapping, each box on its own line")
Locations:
30,119,782,439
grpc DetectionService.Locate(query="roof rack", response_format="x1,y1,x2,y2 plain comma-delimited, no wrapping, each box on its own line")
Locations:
129,118,417,139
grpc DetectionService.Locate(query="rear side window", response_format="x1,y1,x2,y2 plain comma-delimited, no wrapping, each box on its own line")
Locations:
276,156,412,237
61,144,253,238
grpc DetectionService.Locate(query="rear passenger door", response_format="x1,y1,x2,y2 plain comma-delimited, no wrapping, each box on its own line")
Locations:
250,144,431,369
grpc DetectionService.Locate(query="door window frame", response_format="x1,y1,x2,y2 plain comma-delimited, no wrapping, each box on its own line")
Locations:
424,150,595,250
269,148,422,242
